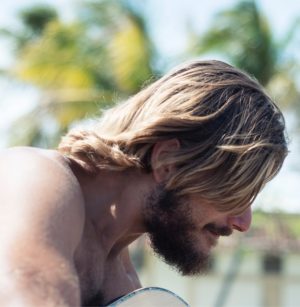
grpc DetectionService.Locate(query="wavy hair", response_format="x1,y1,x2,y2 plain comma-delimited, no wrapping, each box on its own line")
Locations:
58,60,288,213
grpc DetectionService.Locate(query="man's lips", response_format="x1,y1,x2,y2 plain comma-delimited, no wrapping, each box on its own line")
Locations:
208,229,220,237
204,224,233,237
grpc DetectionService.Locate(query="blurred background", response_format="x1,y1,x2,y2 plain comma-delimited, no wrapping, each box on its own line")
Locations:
0,0,299,306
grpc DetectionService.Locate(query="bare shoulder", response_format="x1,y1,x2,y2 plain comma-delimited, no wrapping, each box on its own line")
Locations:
0,146,80,191
0,147,84,305
0,146,85,257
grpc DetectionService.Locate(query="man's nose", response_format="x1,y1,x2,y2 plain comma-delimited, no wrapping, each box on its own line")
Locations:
228,207,252,232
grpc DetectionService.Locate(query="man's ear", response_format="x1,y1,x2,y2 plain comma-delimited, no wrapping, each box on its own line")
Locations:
151,138,180,183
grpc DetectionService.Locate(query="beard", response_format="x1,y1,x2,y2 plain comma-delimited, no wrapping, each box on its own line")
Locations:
143,185,212,276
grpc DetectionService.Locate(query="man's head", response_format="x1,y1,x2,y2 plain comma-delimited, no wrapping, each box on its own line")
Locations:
142,138,252,276
59,59,288,214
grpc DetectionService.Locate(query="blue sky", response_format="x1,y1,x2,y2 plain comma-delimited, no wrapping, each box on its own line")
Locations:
0,0,299,213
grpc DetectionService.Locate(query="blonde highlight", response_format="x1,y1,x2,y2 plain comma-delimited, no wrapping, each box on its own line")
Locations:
58,60,288,212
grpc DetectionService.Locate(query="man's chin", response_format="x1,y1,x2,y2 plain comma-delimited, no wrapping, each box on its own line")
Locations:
153,246,212,276
181,255,212,276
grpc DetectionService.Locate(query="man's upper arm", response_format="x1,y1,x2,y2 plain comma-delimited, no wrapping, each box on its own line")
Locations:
0,148,85,305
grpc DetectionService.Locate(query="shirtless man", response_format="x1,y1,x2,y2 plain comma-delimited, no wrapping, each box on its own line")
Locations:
0,60,287,306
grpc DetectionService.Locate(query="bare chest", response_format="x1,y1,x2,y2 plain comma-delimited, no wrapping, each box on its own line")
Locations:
74,236,139,305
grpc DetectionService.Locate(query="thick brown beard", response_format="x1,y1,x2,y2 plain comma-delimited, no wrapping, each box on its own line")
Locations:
143,185,211,276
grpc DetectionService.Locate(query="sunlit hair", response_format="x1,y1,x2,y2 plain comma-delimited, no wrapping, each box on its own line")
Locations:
58,60,288,213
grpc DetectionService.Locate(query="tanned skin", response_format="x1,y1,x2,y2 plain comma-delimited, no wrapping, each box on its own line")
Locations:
0,147,146,306
0,143,251,306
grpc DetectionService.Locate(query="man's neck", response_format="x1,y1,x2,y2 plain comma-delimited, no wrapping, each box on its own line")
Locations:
74,167,154,257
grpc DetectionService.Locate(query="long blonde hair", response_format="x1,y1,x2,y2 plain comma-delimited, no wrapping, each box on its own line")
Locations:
58,60,288,213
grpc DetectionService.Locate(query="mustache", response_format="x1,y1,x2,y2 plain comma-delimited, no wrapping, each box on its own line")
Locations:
204,224,233,236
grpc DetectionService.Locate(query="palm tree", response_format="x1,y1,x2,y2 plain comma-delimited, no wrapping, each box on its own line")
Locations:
79,0,157,94
2,1,157,147
191,0,300,110
0,4,58,57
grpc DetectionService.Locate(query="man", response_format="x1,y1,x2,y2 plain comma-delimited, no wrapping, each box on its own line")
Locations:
0,60,287,306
